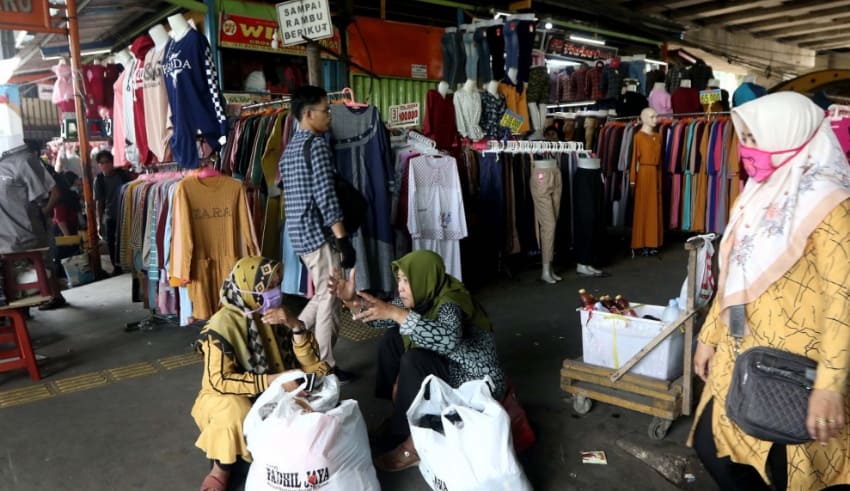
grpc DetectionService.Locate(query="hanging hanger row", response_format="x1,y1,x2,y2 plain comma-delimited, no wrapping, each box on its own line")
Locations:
406,130,439,153
479,139,585,154
239,97,291,115
607,111,731,122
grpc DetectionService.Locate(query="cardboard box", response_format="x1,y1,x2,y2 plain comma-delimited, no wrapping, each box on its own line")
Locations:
579,304,684,380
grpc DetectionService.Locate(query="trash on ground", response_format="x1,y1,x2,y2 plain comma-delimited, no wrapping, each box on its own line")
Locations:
616,439,687,486
684,473,696,483
581,450,608,464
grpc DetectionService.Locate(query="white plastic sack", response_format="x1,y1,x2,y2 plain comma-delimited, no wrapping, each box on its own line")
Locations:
243,371,378,491
407,375,532,491
678,233,716,310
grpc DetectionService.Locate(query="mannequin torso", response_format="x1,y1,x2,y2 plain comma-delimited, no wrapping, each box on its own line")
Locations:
438,81,450,97
168,14,191,41
149,25,170,52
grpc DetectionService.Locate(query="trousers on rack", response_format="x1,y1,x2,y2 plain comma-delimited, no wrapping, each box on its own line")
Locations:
463,30,478,82
573,167,603,265
487,24,505,82
530,165,562,264
441,31,465,85
474,27,492,82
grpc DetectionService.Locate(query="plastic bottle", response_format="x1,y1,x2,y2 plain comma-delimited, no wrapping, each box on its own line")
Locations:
593,301,610,313
661,298,681,324
600,295,621,314
578,289,596,308
614,295,637,317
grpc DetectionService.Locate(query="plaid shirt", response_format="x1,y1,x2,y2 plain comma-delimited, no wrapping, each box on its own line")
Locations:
279,128,342,255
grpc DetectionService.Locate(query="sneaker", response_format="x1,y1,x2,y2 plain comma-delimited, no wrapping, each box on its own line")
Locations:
333,367,356,385
576,264,602,277
38,296,68,311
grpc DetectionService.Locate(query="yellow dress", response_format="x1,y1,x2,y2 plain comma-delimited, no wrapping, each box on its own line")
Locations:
688,199,850,489
629,130,664,249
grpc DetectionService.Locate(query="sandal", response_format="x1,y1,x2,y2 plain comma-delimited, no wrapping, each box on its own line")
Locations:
200,473,227,491
374,443,420,472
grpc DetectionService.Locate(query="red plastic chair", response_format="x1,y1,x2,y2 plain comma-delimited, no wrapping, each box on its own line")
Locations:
0,305,42,381
1,248,52,300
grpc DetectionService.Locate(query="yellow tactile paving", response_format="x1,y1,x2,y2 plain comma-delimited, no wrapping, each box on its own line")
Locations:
157,352,202,370
107,362,159,381
0,384,53,408
52,372,109,394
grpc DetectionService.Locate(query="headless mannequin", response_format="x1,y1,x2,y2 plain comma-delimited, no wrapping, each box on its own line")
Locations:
437,81,450,98
575,153,603,276
167,13,191,42
531,158,563,283
148,25,170,52
115,49,132,67
679,79,692,88
742,75,756,84
486,80,499,97
653,82,665,91
462,79,476,93
630,108,663,255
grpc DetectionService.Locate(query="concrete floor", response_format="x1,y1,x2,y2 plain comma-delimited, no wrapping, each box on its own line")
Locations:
0,242,721,491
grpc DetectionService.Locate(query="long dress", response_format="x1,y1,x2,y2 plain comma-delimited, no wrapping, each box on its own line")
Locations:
688,200,850,489
629,130,663,249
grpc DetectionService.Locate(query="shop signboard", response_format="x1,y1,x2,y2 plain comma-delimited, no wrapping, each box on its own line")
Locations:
220,13,340,57
699,89,721,105
388,102,420,128
0,0,51,32
275,0,333,46
546,37,618,61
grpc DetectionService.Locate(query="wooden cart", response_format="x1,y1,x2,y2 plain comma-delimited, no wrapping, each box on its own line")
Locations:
560,236,712,440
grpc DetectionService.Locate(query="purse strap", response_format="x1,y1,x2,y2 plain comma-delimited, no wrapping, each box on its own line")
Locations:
728,304,747,355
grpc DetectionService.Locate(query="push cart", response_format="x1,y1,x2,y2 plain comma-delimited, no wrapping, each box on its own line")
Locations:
560,236,713,440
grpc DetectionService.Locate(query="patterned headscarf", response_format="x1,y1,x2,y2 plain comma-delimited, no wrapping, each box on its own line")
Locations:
203,257,295,374
719,92,850,326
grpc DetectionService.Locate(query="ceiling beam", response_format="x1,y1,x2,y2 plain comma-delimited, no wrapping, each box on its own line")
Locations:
705,0,850,28
758,15,850,39
745,6,850,33
665,0,784,21
801,39,850,51
777,28,850,44
627,0,709,14
799,36,850,48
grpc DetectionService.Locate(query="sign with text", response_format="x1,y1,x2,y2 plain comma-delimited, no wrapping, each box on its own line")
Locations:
388,102,420,128
699,89,721,105
411,64,428,79
0,0,50,32
220,13,340,57
500,109,524,134
546,37,618,61
276,0,333,47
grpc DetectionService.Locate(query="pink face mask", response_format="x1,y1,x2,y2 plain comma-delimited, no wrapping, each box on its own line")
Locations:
739,125,819,183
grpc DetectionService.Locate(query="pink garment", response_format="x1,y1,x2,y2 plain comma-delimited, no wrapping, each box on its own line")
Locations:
130,34,154,166
648,87,673,115
52,63,75,113
831,118,850,156
83,64,106,119
111,72,128,167
142,48,172,163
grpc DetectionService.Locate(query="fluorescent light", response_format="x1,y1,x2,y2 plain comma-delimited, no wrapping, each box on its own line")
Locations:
546,59,582,68
678,51,697,63
644,58,668,66
570,35,605,46
544,21,553,29
494,11,510,19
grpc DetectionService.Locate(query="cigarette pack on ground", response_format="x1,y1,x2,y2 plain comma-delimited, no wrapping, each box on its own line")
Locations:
581,450,608,465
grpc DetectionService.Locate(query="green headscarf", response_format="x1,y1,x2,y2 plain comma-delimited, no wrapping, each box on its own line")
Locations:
199,256,296,374
392,250,493,347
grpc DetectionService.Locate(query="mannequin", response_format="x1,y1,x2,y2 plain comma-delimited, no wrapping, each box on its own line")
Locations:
629,108,663,255
530,157,563,283
742,74,756,84
114,49,132,66
616,81,648,117
168,13,191,41
480,80,506,138
486,80,499,97
462,79,476,93
437,81,450,98
574,152,604,276
148,24,170,52
648,81,672,115
454,79,484,141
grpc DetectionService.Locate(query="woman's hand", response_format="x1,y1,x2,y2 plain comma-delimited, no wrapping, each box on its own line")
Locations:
807,389,845,445
693,341,716,382
328,266,357,302
267,372,305,395
352,291,409,324
261,306,297,328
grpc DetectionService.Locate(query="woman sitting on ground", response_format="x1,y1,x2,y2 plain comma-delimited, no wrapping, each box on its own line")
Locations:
329,249,506,472
192,256,329,491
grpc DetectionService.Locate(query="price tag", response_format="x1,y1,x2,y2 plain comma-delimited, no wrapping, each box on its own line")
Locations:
388,102,420,128
499,110,524,134
699,89,721,105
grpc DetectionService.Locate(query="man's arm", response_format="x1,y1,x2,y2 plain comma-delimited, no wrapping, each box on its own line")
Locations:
42,185,61,217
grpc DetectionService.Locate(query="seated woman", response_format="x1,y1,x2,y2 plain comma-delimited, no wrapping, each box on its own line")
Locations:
329,250,506,472
192,257,329,491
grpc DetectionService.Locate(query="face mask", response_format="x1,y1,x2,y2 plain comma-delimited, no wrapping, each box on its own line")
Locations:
236,287,282,316
738,125,819,183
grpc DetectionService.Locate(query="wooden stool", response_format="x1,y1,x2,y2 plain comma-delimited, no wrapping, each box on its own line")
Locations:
0,296,50,381
1,248,52,301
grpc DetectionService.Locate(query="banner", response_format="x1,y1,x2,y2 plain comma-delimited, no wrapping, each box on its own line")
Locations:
220,13,340,57
546,37,618,61
0,0,50,32
275,0,333,46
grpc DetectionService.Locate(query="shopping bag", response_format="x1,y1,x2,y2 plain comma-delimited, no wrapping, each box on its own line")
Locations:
243,371,378,491
407,375,532,491
678,233,716,310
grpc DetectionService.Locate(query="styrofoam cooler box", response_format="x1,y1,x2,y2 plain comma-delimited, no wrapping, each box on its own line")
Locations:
579,303,684,380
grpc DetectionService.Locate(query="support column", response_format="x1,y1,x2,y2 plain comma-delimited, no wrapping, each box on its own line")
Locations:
66,0,102,277
307,42,321,86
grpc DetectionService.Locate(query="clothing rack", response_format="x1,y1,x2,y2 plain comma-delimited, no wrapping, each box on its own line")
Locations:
607,111,730,122
239,97,291,114
480,139,585,154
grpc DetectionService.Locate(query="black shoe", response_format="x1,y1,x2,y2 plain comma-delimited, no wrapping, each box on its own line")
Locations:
38,296,68,311
333,367,356,385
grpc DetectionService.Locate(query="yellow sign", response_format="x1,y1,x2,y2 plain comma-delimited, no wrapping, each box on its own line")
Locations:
500,110,524,134
699,89,721,105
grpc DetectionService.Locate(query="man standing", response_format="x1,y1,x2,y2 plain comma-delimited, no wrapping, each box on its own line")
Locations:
0,142,68,309
93,150,132,275
279,85,356,381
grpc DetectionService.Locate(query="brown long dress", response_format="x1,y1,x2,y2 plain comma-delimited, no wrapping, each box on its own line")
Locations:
629,130,664,249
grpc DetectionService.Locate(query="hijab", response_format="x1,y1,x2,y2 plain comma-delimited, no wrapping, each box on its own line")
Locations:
392,250,493,332
719,92,850,325
200,257,295,374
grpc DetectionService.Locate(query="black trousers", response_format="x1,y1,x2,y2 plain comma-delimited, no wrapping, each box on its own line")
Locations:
573,168,604,265
693,400,788,491
376,327,450,439
104,218,118,267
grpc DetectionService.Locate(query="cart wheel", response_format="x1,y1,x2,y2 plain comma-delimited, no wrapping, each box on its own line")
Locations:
648,417,673,440
572,395,592,415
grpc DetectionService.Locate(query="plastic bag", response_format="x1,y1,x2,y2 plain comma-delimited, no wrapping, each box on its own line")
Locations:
678,233,716,310
407,375,532,491
243,371,378,491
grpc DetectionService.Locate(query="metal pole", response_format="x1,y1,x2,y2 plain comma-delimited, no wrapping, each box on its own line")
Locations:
307,42,322,86
65,0,102,277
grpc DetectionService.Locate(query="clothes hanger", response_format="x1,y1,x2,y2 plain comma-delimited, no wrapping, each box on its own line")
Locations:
342,87,368,108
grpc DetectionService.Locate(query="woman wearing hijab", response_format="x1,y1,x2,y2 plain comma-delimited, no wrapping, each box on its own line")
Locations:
690,92,850,490
193,256,329,491
329,250,506,472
